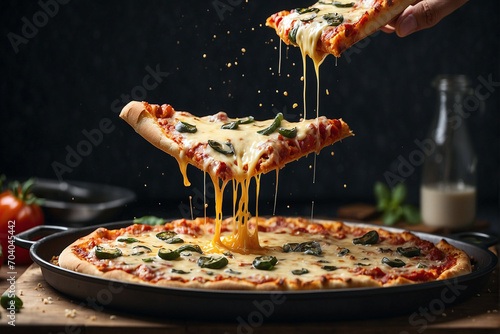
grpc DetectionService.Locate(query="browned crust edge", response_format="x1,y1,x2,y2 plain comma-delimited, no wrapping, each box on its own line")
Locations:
119,101,181,158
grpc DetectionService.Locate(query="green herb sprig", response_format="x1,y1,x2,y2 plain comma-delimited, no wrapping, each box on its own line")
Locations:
374,182,421,225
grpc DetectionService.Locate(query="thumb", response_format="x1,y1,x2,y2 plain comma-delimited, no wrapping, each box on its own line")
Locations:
395,0,469,37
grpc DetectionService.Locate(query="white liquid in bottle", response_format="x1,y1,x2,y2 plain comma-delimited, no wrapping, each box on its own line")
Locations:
420,183,476,229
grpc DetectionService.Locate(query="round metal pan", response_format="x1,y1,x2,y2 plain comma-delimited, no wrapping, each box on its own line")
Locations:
15,221,498,322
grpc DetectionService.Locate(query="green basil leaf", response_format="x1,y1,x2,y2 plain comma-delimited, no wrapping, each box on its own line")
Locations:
382,207,403,225
323,13,343,26
176,244,203,254
374,181,391,207
321,265,338,271
117,237,139,244
382,257,406,268
221,121,240,130
171,268,190,274
391,183,407,206
133,216,166,226
1,292,23,312
277,127,297,138
94,246,122,259
175,121,197,133
352,231,379,245
239,116,254,124
197,256,229,269
288,24,299,45
208,140,235,155
252,256,278,270
402,204,421,224
291,268,309,275
157,248,180,261
257,113,283,135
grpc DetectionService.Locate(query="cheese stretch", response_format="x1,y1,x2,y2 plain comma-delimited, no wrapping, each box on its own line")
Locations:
173,114,331,254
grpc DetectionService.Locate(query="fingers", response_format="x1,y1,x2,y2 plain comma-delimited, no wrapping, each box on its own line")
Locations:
395,0,469,37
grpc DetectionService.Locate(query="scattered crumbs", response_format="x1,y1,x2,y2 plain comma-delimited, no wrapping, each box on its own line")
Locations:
477,293,481,297
292,103,298,108
487,310,491,313
227,63,232,68
90,315,97,321
259,103,263,107
202,54,207,58
487,288,492,293
241,48,246,53
330,152,334,156
286,205,290,209
257,90,261,94
144,184,147,187
110,315,117,320
309,165,312,169
300,76,304,81
213,35,216,38
283,91,288,96
42,297,53,305
275,90,279,94
493,309,498,313
442,313,447,317
326,89,330,95
65,309,77,318
287,74,290,77
344,184,347,188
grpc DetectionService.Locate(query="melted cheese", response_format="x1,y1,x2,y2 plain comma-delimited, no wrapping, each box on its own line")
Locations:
283,0,371,65
174,115,333,253
96,222,441,287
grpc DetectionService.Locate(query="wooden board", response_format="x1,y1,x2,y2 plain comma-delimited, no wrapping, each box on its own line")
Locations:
0,262,499,333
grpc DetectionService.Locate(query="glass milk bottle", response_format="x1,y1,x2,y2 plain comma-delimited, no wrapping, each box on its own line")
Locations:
420,75,477,229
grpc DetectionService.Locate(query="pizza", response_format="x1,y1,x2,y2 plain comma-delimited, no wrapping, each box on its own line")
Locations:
119,101,352,185
58,216,472,290
266,0,415,64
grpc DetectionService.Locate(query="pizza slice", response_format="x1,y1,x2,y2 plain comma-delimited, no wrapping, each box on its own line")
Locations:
266,0,415,61
120,101,352,186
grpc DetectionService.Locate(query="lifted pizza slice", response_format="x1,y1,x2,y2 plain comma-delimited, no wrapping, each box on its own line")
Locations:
266,0,415,62
120,101,352,186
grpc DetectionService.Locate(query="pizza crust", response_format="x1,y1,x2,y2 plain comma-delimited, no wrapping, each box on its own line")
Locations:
435,239,472,280
120,101,182,160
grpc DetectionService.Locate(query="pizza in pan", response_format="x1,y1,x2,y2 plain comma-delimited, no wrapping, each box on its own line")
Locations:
58,216,471,290
266,0,415,63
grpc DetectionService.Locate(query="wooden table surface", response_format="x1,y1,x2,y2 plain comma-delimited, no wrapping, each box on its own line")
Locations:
0,260,498,334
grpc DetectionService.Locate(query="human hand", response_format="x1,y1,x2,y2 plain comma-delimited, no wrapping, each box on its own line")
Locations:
381,0,469,37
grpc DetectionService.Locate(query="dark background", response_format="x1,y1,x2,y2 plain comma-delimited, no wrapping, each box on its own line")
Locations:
1,1,498,223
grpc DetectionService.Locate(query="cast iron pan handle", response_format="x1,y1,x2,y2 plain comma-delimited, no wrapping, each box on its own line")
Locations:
451,232,498,249
15,225,69,250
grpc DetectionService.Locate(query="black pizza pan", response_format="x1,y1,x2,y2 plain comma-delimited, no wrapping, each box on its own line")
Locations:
15,221,498,322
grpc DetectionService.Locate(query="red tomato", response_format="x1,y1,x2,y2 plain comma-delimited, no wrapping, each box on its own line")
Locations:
0,178,44,265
